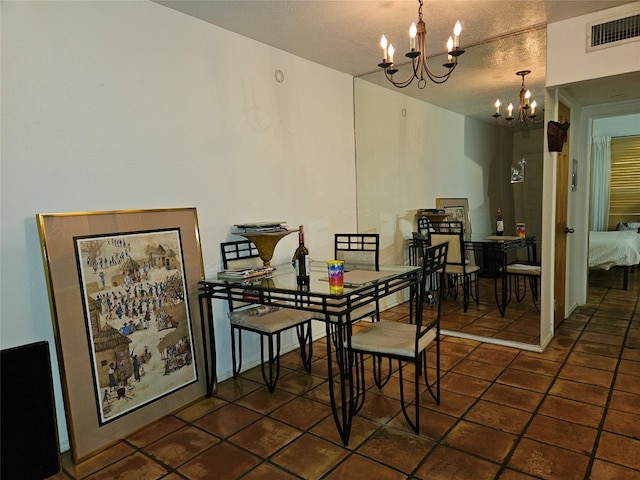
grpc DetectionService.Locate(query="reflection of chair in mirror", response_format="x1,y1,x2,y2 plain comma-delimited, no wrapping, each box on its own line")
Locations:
348,242,448,433
506,239,541,311
334,233,380,271
410,231,428,266
417,216,432,236
428,221,480,312
409,232,441,319
221,240,313,392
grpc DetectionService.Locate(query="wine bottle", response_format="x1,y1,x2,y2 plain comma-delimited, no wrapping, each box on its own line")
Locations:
496,208,504,236
293,225,310,285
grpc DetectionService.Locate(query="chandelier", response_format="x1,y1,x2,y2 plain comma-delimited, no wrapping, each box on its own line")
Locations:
493,70,544,128
377,0,464,89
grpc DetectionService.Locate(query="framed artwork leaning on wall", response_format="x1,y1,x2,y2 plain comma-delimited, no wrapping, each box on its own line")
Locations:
36,208,205,463
436,198,472,235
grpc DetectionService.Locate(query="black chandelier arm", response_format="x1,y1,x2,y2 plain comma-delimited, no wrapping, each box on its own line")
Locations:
383,56,458,89
418,57,458,83
383,68,419,88
493,111,544,128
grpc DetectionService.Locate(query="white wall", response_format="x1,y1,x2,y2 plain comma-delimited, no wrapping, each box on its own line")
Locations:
1,1,355,452
547,1,640,87
593,113,640,136
354,77,497,267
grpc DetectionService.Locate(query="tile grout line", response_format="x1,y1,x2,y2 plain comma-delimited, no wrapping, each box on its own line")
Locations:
583,287,638,478
491,302,601,478
408,338,524,478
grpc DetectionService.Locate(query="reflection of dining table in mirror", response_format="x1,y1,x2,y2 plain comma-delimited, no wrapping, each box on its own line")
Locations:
466,235,538,317
198,261,420,445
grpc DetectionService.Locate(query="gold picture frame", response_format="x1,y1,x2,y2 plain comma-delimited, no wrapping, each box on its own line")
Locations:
36,208,205,463
435,197,472,234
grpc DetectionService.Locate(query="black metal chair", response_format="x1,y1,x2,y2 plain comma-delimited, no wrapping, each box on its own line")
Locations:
221,240,313,392
417,216,433,236
348,242,448,433
334,233,380,271
326,233,381,324
506,238,541,311
427,221,479,312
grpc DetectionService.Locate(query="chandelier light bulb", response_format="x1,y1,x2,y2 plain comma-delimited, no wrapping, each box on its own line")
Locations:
507,103,514,118
409,22,417,51
530,100,537,115
380,34,388,59
454,21,462,48
388,43,395,64
494,99,501,114
447,36,454,53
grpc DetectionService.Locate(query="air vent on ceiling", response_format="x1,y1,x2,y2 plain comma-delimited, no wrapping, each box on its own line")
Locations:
587,13,640,52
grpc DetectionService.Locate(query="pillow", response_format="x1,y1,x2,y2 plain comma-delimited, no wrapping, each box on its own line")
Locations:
616,222,640,231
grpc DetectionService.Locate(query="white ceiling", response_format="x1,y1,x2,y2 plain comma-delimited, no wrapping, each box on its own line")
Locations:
156,0,640,124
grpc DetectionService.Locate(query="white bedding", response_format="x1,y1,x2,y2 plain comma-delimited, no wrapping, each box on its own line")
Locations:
589,230,640,269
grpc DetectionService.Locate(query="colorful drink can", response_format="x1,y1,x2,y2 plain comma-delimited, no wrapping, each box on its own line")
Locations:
327,260,344,293
516,223,526,238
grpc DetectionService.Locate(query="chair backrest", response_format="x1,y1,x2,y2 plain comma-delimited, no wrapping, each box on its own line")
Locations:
427,221,465,266
428,221,463,234
221,240,260,270
417,216,432,235
410,231,428,266
220,240,264,311
416,242,448,330
334,233,380,271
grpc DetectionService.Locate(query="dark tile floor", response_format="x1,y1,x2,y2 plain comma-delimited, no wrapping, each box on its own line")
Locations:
50,268,639,479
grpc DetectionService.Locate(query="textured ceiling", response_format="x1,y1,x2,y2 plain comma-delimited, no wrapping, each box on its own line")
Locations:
155,0,640,124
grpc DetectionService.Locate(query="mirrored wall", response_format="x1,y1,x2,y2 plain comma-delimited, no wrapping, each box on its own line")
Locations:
354,29,547,349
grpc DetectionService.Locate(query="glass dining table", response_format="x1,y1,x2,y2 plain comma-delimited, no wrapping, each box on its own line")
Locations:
198,261,420,445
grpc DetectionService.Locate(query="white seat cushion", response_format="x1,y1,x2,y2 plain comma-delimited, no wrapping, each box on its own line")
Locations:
320,297,376,323
506,263,541,276
229,305,314,333
445,264,480,275
348,320,436,358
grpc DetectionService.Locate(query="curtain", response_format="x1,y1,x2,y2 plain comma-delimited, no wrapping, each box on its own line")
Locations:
590,135,611,231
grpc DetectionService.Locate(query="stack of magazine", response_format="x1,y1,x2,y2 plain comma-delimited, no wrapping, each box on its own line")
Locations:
233,221,289,233
217,266,274,281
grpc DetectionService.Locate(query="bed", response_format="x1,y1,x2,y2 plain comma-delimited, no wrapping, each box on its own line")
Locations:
589,230,640,290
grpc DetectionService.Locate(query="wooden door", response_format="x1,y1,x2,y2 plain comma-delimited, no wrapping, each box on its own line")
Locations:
554,102,571,327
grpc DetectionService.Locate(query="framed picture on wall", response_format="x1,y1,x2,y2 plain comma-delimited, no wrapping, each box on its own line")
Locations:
435,198,472,234
36,208,205,463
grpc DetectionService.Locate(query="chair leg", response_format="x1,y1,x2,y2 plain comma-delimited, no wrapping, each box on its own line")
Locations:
372,354,392,389
471,272,479,305
259,333,281,393
398,360,419,433
446,274,459,300
353,351,366,414
423,339,440,405
529,275,540,312
462,273,479,312
296,321,313,373
231,326,243,378
463,274,470,311
514,274,527,302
